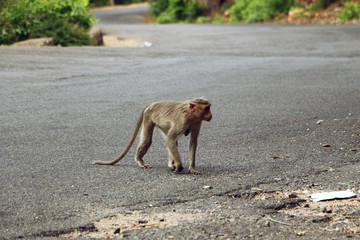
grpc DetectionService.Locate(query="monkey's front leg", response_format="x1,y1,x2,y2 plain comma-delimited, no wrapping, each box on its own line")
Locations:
166,137,183,173
167,141,179,170
188,128,200,175
168,156,175,170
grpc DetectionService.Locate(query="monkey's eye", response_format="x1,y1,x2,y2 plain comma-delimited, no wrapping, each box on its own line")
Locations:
204,106,210,112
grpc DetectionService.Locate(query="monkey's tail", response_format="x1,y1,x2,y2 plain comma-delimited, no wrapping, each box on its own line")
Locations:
93,111,144,165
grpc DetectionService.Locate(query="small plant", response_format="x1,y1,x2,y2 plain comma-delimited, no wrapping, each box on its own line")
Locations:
338,1,360,20
88,0,110,7
229,0,294,23
149,0,169,17
156,11,176,23
149,0,204,23
196,16,211,23
213,14,227,23
306,0,336,11
184,0,204,22
229,0,251,22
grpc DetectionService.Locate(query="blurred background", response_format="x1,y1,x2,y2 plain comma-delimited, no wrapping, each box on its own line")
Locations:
1,0,359,46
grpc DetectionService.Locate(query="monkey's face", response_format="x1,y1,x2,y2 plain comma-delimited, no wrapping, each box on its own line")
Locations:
190,103,212,122
202,104,212,122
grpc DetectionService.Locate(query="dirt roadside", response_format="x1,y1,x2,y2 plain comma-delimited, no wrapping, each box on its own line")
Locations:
61,186,360,239
270,1,360,25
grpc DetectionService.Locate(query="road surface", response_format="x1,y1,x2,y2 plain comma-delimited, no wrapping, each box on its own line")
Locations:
1,4,360,239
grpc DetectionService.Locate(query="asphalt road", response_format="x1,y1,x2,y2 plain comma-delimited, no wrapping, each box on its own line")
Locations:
1,5,360,239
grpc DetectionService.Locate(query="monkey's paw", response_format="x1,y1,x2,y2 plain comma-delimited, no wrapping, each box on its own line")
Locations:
189,169,201,175
140,164,152,169
171,165,184,173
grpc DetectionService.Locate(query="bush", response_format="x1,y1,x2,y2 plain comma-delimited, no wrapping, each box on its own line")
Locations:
149,0,169,17
30,19,96,46
306,0,336,11
229,0,251,22
229,0,294,23
243,0,278,23
168,0,186,20
89,0,146,7
88,0,110,7
184,0,204,22
0,0,96,45
338,2,360,20
115,0,146,4
149,0,204,23
157,11,176,23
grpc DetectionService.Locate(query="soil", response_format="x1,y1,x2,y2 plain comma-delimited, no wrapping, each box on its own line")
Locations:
61,188,360,239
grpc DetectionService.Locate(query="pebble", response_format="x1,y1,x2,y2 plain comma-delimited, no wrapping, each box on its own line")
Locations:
309,216,330,223
77,223,97,232
288,193,298,198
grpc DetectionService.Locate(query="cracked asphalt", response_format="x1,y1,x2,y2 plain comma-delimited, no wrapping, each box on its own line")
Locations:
1,4,360,239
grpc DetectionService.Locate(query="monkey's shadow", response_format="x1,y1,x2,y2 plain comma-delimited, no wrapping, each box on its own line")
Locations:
102,161,246,177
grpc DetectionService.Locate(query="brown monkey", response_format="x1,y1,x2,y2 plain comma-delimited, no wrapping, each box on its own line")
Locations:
93,98,212,174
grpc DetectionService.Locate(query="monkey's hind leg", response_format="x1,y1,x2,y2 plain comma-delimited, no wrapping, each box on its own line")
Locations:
135,121,154,169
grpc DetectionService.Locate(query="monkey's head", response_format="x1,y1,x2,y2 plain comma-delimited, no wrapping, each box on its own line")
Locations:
189,101,212,122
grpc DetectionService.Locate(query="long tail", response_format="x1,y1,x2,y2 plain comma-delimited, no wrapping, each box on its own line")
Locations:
93,110,144,165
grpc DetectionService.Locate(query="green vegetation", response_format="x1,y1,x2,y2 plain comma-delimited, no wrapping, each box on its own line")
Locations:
0,0,96,46
149,0,204,23
229,0,294,23
196,16,211,24
89,0,110,7
88,0,146,7
118,0,146,4
150,0,296,24
213,14,227,24
338,1,360,20
149,0,360,24
305,0,336,11
2,0,358,41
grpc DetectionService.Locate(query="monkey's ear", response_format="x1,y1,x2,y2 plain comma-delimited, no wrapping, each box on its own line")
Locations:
189,103,196,112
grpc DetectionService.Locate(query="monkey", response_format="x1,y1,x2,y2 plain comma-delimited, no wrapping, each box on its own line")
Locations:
93,98,212,174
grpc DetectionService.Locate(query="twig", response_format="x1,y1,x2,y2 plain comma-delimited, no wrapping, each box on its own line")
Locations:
265,216,294,226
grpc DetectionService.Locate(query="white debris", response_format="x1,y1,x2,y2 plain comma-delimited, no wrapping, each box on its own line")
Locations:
141,41,152,47
310,189,356,202
316,120,324,124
